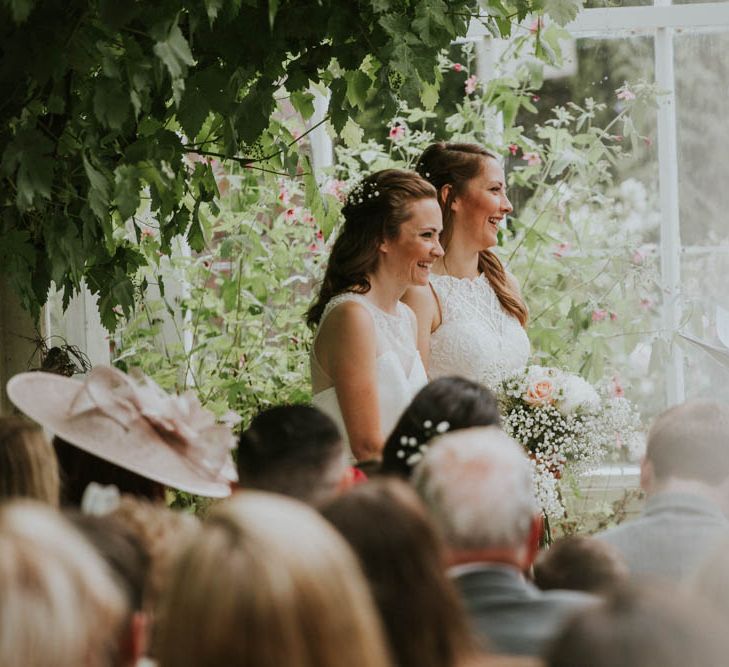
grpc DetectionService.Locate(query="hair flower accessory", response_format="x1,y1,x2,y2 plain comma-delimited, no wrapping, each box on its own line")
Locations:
396,420,451,468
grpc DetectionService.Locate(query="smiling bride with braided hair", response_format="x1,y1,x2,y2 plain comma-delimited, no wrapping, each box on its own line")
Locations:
404,142,530,391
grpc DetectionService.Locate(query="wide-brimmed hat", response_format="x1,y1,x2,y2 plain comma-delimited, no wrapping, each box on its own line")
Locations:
7,366,238,498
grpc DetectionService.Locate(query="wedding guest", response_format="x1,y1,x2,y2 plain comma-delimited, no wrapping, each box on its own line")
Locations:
6,366,237,505
307,169,443,461
380,376,500,478
533,536,628,594
68,512,150,667
596,400,729,580
156,492,391,667
414,427,595,656
322,478,479,667
406,142,529,390
0,416,60,505
237,404,351,505
691,537,729,622
545,583,729,667
110,495,200,659
0,500,126,667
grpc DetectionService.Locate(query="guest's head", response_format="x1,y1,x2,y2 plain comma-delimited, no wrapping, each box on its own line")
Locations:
416,142,526,326
381,377,500,478
0,416,60,505
413,426,540,571
546,583,729,667
307,169,440,327
533,536,628,594
156,492,390,667
67,512,150,666
110,497,199,616
640,400,729,502
0,501,126,667
54,436,166,506
322,478,476,667
237,404,347,505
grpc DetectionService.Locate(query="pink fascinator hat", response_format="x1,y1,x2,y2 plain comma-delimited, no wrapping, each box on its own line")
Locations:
7,366,238,498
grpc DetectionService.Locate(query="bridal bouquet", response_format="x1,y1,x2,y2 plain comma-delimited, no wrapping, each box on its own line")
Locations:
498,365,642,517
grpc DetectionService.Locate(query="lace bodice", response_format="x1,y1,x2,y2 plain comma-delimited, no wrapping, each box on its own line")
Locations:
428,274,530,390
311,292,427,457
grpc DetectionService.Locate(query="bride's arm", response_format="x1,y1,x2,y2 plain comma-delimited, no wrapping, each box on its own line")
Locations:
315,301,383,461
402,285,439,371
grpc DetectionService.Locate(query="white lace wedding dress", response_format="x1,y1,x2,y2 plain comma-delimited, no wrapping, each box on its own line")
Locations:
311,293,428,457
428,273,530,390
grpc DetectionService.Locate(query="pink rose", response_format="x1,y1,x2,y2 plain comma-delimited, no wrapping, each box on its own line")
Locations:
452,63,463,72
524,380,555,407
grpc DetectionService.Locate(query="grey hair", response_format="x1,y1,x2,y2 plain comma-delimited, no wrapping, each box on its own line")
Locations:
412,426,538,551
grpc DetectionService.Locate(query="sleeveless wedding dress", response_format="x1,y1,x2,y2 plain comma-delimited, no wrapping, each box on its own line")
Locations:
311,293,428,457
428,273,530,390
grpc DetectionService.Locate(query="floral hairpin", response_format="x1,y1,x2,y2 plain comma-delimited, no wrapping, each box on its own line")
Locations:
396,419,450,467
345,179,381,206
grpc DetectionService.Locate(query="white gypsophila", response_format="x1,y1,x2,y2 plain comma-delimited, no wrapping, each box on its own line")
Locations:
499,365,643,518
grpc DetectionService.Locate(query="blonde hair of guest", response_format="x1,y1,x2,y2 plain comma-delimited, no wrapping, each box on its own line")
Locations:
0,500,126,667
156,491,392,667
0,416,60,506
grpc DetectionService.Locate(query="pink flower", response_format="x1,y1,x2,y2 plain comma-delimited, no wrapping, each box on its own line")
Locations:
639,298,653,310
285,207,297,221
303,211,315,225
532,95,541,102
112,305,124,315
552,241,571,258
278,182,290,205
140,228,155,239
464,75,478,95
523,151,541,166
611,376,625,398
616,88,636,101
508,144,519,156
323,179,347,202
632,249,646,264
610,312,618,321
452,63,463,72
388,125,406,140
592,309,608,323
529,18,543,33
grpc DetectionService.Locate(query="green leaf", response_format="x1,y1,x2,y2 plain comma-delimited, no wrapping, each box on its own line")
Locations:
154,22,195,81
345,70,371,110
93,77,131,129
420,79,440,111
290,90,315,120
113,165,141,220
545,0,583,26
341,117,364,148
268,0,279,29
1,128,54,210
83,153,111,223
3,0,36,22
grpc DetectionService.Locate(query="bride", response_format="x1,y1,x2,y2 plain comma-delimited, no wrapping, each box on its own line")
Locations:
307,170,443,461
404,142,530,390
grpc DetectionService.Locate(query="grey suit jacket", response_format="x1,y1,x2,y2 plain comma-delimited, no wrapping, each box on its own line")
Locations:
597,492,729,581
452,564,596,657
